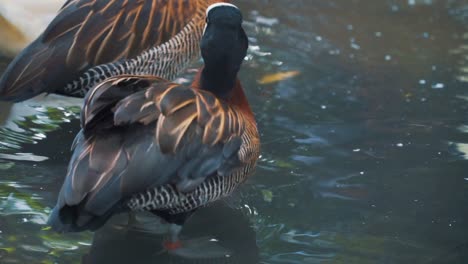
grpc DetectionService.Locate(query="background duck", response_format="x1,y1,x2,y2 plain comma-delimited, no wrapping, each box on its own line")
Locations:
0,0,63,57
48,3,259,257
0,0,229,102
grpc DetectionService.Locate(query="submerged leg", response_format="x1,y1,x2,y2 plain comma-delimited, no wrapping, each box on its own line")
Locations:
163,224,183,250
157,212,232,259
127,211,137,226
155,210,190,251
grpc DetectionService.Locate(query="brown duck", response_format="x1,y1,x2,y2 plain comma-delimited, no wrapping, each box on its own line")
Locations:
48,3,260,255
0,0,229,102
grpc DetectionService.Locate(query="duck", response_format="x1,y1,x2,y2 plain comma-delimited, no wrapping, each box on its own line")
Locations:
48,3,260,255
0,0,63,56
0,0,230,102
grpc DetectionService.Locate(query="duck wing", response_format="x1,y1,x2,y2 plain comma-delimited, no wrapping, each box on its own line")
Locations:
49,75,258,232
0,0,203,101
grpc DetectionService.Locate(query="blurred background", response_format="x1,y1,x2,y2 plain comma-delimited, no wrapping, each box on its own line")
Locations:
0,0,467,263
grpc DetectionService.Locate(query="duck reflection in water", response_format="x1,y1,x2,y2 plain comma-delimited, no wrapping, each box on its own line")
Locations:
82,202,259,264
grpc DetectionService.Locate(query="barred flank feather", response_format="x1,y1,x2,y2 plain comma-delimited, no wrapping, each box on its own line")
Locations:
61,16,204,97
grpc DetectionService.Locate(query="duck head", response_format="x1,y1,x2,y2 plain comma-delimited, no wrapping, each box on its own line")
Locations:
199,3,248,100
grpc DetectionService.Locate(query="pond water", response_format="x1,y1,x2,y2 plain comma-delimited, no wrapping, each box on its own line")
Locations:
1,0,468,263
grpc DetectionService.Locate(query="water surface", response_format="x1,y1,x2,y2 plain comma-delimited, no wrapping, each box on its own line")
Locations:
1,0,467,263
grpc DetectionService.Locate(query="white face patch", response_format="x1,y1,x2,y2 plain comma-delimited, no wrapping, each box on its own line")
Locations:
205,3,239,17
204,3,240,34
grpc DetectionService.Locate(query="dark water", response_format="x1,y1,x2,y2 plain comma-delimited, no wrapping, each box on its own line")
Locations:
1,0,468,263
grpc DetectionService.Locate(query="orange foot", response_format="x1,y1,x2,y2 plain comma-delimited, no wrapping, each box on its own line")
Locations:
163,240,182,251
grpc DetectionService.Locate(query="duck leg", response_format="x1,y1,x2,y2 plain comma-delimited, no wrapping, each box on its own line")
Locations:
154,210,231,259
164,223,233,259
163,224,183,250
153,210,190,251
127,211,137,226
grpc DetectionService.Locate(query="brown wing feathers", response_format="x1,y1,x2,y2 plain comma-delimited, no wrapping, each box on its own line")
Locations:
84,75,249,171
94,78,246,154
81,75,164,131
45,0,198,66
79,74,248,163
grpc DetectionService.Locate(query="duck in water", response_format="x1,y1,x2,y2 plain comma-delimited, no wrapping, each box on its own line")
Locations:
48,3,260,257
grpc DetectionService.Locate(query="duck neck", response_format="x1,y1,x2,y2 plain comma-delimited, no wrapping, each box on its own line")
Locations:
199,64,238,100
193,66,254,121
